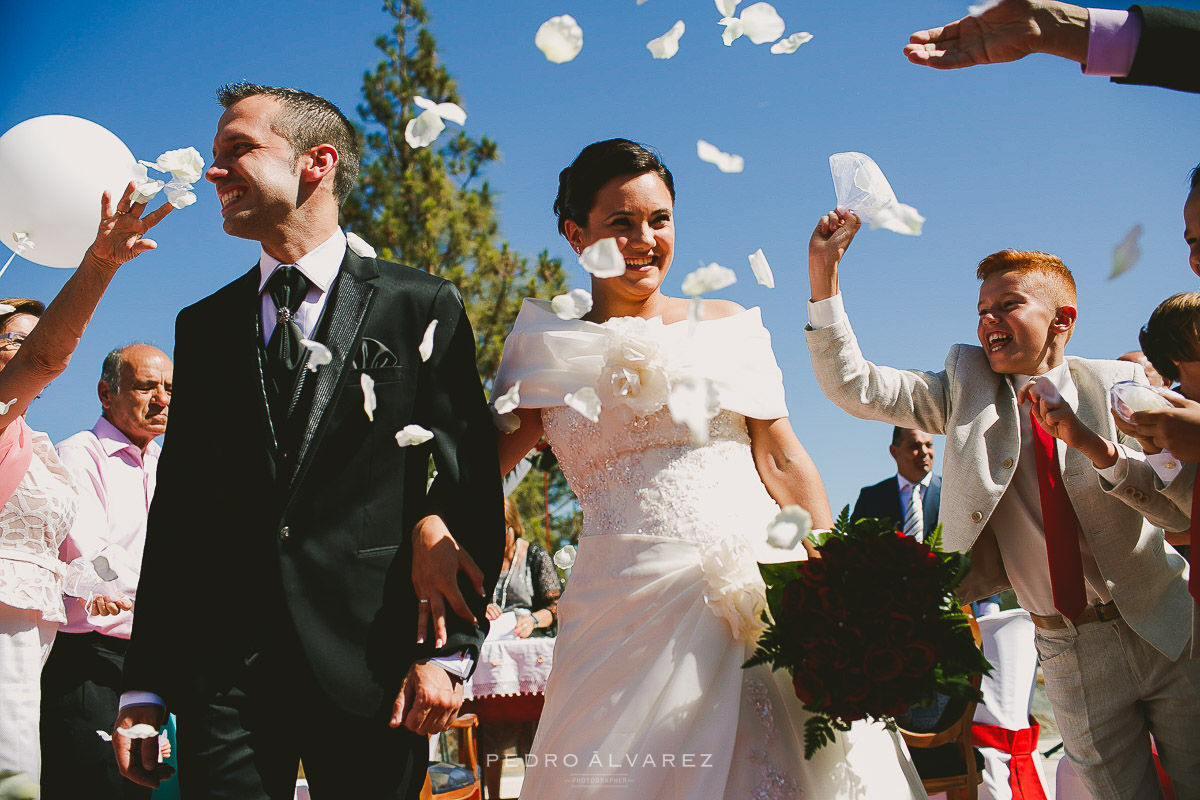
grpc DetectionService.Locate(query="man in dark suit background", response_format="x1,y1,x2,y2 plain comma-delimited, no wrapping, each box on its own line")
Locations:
851,427,941,541
114,83,503,799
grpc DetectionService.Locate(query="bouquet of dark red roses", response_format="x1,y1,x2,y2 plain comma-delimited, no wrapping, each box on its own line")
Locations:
746,508,991,758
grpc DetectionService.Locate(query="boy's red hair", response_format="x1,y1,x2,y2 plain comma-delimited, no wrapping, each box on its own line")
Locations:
976,250,1077,309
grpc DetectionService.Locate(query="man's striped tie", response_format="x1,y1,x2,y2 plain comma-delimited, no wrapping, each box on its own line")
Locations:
903,483,924,542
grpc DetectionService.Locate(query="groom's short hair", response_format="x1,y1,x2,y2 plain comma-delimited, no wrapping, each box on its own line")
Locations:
216,82,361,205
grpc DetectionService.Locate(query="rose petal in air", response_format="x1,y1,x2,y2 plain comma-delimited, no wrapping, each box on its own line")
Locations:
748,248,774,288
696,140,744,174
413,96,468,127
117,724,160,740
96,730,113,742
668,376,720,446
1109,224,1142,280
681,262,737,296
739,2,786,44
551,288,593,320
405,109,446,149
154,147,205,183
395,424,434,447
870,201,925,236
300,339,332,372
766,505,812,549
361,373,377,422
580,238,626,278
0,398,17,415
564,387,601,423
553,544,577,569
718,17,744,45
647,20,685,59
493,380,521,414
164,181,197,209
770,31,812,54
419,319,438,362
715,0,740,16
345,231,377,258
0,304,14,315
536,15,584,64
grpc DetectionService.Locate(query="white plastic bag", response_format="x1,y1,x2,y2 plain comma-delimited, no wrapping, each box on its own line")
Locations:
828,152,924,236
1109,380,1176,423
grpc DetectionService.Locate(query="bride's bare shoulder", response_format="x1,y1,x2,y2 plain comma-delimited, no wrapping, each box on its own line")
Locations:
660,296,745,324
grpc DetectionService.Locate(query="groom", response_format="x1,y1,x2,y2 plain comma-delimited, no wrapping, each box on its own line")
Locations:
115,83,503,798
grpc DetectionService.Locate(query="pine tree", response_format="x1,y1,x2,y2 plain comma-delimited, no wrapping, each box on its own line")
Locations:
343,0,578,553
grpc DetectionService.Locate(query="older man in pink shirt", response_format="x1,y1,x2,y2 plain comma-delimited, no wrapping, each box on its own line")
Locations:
40,343,171,800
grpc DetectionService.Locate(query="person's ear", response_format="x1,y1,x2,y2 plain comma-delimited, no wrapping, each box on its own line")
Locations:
1052,305,1077,335
563,219,586,255
888,444,899,462
98,379,113,410
299,144,339,187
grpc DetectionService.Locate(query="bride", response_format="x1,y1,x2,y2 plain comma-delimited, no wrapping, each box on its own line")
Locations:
487,139,926,799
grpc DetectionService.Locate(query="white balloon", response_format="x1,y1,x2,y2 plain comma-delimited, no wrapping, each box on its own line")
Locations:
0,116,139,269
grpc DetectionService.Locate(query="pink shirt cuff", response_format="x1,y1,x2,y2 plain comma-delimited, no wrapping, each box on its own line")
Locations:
1083,7,1142,76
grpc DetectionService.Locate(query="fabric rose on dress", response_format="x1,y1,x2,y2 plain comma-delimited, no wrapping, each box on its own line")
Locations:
598,317,670,416
700,536,769,643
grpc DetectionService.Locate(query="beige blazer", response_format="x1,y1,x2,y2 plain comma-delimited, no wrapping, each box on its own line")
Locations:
807,315,1193,660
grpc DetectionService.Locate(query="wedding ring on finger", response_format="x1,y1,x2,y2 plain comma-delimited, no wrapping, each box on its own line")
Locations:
418,598,430,605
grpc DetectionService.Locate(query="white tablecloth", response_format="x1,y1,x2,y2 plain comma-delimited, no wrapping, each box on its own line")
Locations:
463,637,555,700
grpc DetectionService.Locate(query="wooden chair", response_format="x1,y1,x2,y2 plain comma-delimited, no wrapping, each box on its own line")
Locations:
420,713,482,800
898,608,985,800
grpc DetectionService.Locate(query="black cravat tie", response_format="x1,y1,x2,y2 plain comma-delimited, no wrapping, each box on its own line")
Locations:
264,265,310,419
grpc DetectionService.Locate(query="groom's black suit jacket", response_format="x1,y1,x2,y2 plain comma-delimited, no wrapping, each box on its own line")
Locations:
124,247,503,717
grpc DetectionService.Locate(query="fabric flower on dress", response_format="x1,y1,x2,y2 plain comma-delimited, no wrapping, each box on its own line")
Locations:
598,317,671,416
395,425,434,447
361,373,377,422
748,248,774,288
682,262,737,296
419,320,438,362
647,20,685,59
536,15,584,63
696,140,744,174
766,505,812,549
300,339,332,372
700,536,769,643
345,231,377,258
580,238,626,278
668,375,720,445
770,31,813,54
405,96,467,149
564,386,602,423
551,288,593,320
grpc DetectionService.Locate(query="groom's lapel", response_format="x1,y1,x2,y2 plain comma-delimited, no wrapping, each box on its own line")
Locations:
287,248,377,490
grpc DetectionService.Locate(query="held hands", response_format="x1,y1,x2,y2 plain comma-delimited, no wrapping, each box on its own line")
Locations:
412,515,485,648
1126,394,1200,463
85,182,174,275
513,613,537,639
1111,410,1162,455
113,705,173,788
808,210,860,302
905,0,1090,70
390,660,464,735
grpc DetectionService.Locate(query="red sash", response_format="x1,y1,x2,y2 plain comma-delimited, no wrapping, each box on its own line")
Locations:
971,718,1048,800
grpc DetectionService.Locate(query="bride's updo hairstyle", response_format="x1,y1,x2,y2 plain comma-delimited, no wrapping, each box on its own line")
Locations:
553,139,676,236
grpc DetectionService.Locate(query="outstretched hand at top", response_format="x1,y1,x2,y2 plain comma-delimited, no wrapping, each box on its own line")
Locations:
905,0,1090,70
86,182,175,274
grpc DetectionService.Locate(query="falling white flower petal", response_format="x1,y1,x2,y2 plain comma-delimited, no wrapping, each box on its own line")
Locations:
164,182,197,209
564,387,601,423
0,398,17,416
345,231,377,258
968,0,1002,16
117,724,160,740
405,109,447,149
739,2,786,44
553,544,577,569
96,730,113,742
870,201,925,236
681,262,737,296
361,373,377,422
637,0,650,4
668,376,721,446
715,0,741,15
748,248,774,288
130,163,165,204
536,14,584,63
647,20,686,59
696,140,744,173
419,319,438,362
770,31,813,54
580,238,626,278
718,17,744,45
395,424,434,447
766,505,812,549
412,96,467,126
687,296,704,330
493,380,521,414
1109,224,1142,280
551,288,593,320
0,304,13,315
300,339,332,372
154,147,205,183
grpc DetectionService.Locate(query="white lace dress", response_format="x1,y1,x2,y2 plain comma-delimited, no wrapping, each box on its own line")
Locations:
493,300,926,800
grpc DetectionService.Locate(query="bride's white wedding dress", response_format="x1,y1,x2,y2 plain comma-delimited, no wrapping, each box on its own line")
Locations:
493,299,926,800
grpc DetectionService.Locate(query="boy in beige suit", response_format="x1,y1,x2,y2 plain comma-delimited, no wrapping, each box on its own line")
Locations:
805,210,1198,799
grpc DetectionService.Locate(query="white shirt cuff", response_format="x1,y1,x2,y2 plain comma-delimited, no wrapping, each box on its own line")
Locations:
118,691,165,713
1096,451,1128,483
1147,450,1184,484
428,652,474,680
807,293,845,329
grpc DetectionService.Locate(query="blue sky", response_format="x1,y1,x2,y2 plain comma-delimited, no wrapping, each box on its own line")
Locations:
2,0,1198,512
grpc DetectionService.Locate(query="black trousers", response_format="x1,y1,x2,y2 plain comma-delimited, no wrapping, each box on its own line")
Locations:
174,633,427,800
40,631,152,800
